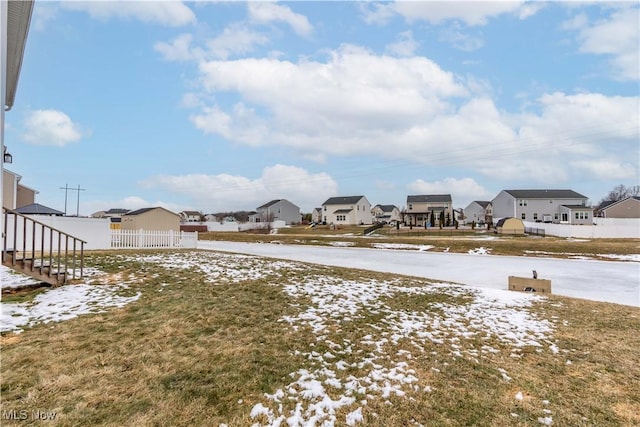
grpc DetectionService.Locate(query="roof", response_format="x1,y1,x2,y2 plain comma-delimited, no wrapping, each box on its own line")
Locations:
14,203,64,216
374,204,398,212
503,189,587,199
105,208,130,215
5,1,34,110
473,201,491,208
181,210,202,216
257,199,282,209
407,194,452,203
333,209,353,214
561,205,594,210
125,207,178,217
323,196,365,205
598,196,640,211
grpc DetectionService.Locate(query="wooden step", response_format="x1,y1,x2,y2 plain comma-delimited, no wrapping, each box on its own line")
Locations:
2,257,67,287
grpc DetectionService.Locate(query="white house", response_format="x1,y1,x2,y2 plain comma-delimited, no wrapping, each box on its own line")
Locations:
492,189,591,225
371,204,401,224
322,196,372,225
463,201,492,225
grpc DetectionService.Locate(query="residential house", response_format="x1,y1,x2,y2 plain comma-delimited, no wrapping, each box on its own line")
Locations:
252,199,301,225
594,196,640,218
3,169,38,209
204,213,219,222
311,208,322,224
371,204,401,224
15,203,63,216
463,201,492,225
121,207,180,232
92,208,130,229
491,189,592,225
321,196,372,225
405,194,453,227
180,210,203,222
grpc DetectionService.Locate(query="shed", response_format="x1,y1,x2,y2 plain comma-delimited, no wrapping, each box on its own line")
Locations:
495,217,525,235
121,207,180,231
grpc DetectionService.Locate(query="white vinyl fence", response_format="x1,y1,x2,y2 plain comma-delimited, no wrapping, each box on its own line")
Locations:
111,230,198,249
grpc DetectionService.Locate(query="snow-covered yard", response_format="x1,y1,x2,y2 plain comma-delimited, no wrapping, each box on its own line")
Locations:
1,246,638,426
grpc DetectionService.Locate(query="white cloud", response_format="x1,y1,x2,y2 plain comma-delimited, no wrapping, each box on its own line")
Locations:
438,26,484,52
22,110,85,147
187,45,638,188
408,178,492,208
155,33,202,62
61,1,196,27
569,158,637,180
385,31,419,57
565,6,640,81
248,2,313,36
206,23,270,59
364,1,533,26
140,165,338,212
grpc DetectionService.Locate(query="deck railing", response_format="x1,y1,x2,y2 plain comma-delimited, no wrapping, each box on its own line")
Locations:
2,207,86,283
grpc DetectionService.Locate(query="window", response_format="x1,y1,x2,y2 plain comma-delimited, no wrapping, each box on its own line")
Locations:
533,213,538,221
519,200,527,206
521,213,526,220
324,206,327,211
409,203,413,210
554,213,559,220
561,213,568,222
337,215,346,221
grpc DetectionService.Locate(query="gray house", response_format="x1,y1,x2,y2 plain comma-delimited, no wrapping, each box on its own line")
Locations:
491,189,592,225
463,201,492,225
254,199,301,225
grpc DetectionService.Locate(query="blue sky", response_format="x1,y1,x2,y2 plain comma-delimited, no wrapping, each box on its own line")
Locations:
5,1,639,215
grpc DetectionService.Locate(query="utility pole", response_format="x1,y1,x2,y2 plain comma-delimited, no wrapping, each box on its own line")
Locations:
60,184,86,216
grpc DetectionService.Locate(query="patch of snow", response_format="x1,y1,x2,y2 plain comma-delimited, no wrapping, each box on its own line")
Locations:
1,283,140,334
329,241,355,247
468,247,490,255
515,391,524,401
538,416,553,425
597,254,640,262
371,243,434,251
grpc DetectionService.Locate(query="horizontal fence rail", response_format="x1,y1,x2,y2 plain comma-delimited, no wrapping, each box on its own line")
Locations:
111,229,198,249
2,207,86,284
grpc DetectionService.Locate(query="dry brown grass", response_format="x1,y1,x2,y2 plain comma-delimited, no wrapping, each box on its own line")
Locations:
1,250,638,426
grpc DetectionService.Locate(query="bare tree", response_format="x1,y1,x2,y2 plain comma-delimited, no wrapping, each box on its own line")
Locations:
600,184,640,204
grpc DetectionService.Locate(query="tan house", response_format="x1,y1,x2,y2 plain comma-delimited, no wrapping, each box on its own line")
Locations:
3,169,38,209
121,207,180,231
322,195,372,225
406,194,453,227
595,197,640,218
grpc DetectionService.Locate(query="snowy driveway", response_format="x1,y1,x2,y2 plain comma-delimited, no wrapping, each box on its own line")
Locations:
197,241,640,307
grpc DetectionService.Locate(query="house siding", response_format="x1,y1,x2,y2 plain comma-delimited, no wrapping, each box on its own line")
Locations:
463,202,492,225
492,190,588,224
121,208,180,231
600,197,640,218
256,199,300,225
406,195,453,226
322,196,372,225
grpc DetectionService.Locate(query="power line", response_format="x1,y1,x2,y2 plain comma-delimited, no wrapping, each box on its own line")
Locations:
60,184,86,216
